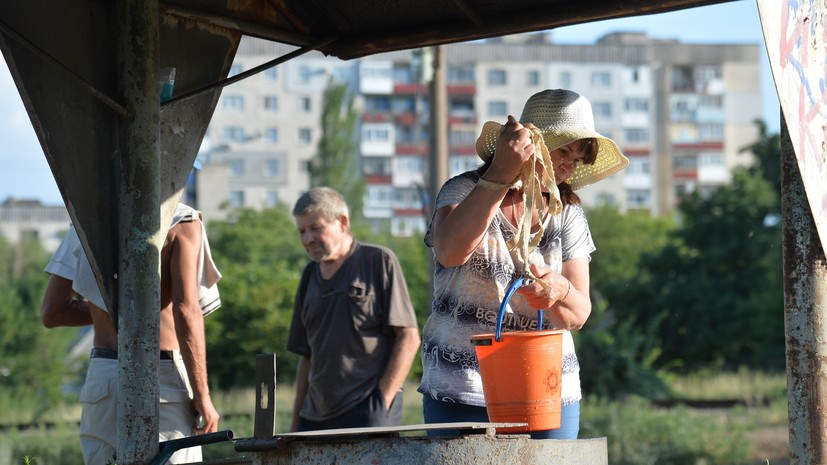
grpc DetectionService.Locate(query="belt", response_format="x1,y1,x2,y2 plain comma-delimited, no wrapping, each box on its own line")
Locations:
91,348,175,360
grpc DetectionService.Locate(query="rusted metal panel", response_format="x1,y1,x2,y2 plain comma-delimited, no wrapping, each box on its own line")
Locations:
758,0,827,255
255,354,278,439
247,436,608,465
781,113,827,465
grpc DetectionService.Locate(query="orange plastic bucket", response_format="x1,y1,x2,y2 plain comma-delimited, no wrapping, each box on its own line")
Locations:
470,277,563,433
471,329,563,433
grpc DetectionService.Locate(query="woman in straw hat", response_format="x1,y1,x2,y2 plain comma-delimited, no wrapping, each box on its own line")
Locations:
418,89,628,439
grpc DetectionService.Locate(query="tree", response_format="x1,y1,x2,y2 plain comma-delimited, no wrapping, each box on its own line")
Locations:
741,118,782,199
204,207,308,388
0,234,76,416
309,79,364,218
578,206,675,399
619,168,784,371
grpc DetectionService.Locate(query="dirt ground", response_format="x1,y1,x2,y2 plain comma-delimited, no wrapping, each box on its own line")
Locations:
748,427,790,465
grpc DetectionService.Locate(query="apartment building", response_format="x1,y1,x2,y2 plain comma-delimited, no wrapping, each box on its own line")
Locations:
198,33,761,234
0,197,70,252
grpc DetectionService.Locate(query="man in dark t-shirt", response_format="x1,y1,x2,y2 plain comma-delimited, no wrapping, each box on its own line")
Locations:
287,187,421,432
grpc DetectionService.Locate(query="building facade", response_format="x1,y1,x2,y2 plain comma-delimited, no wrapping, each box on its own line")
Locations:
0,197,70,252
197,33,762,234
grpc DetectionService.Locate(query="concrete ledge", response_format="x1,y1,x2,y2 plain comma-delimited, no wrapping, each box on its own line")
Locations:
250,435,608,465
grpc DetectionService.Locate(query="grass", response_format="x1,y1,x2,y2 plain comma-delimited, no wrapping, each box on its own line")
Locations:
664,367,787,404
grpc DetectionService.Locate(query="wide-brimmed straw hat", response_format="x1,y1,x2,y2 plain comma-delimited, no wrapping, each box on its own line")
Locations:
475,89,629,190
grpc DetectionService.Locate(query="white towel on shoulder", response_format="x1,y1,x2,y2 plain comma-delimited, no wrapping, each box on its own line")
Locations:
172,203,223,316
45,203,223,316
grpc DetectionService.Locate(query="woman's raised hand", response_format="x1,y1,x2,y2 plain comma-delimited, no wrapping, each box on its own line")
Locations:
485,115,535,184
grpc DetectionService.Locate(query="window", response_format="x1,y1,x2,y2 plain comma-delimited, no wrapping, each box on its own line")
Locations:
264,96,278,111
264,127,279,144
448,65,475,83
264,67,278,81
699,124,724,141
392,63,413,83
699,153,725,167
366,96,391,112
265,190,279,207
449,155,481,176
488,101,507,116
223,95,245,112
673,154,698,170
699,95,723,108
626,189,650,209
298,128,312,145
527,70,540,86
624,98,648,113
391,96,416,113
627,156,651,175
449,98,474,115
559,71,571,88
223,126,245,142
229,64,243,77
299,96,311,112
363,157,392,176
592,102,612,118
590,71,611,87
263,159,280,177
363,127,390,142
228,190,244,207
449,129,476,145
397,156,425,174
625,128,649,144
228,159,245,177
488,69,506,86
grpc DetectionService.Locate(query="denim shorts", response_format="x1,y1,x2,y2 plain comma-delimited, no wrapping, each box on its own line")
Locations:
421,395,580,439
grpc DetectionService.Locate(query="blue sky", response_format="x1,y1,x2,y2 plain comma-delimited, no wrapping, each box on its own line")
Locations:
0,0,777,206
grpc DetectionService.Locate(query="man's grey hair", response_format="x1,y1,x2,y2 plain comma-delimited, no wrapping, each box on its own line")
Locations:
292,187,349,223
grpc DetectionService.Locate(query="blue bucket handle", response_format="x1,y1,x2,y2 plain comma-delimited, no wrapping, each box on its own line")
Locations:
496,277,544,342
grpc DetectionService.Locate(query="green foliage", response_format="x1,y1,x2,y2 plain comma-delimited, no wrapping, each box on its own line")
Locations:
204,207,308,388
310,78,365,217
579,206,675,399
581,396,752,465
0,235,76,417
620,168,784,370
0,426,84,465
741,118,782,199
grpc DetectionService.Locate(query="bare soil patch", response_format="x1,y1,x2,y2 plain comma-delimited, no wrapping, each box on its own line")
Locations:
748,426,789,465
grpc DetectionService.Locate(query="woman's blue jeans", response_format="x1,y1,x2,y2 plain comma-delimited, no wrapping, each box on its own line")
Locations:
422,395,580,439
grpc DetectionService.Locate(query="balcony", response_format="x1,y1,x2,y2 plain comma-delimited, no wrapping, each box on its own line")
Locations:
396,143,428,155
363,112,392,123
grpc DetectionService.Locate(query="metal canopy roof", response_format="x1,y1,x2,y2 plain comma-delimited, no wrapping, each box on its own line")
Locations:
163,0,733,60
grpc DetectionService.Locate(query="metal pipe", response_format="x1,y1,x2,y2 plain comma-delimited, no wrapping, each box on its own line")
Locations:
151,430,234,465
161,36,337,110
780,111,827,464
116,1,163,463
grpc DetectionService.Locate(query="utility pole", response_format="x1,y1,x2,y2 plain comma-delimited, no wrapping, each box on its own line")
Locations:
428,45,448,217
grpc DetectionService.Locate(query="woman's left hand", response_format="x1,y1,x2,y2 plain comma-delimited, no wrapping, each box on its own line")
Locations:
515,263,567,309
